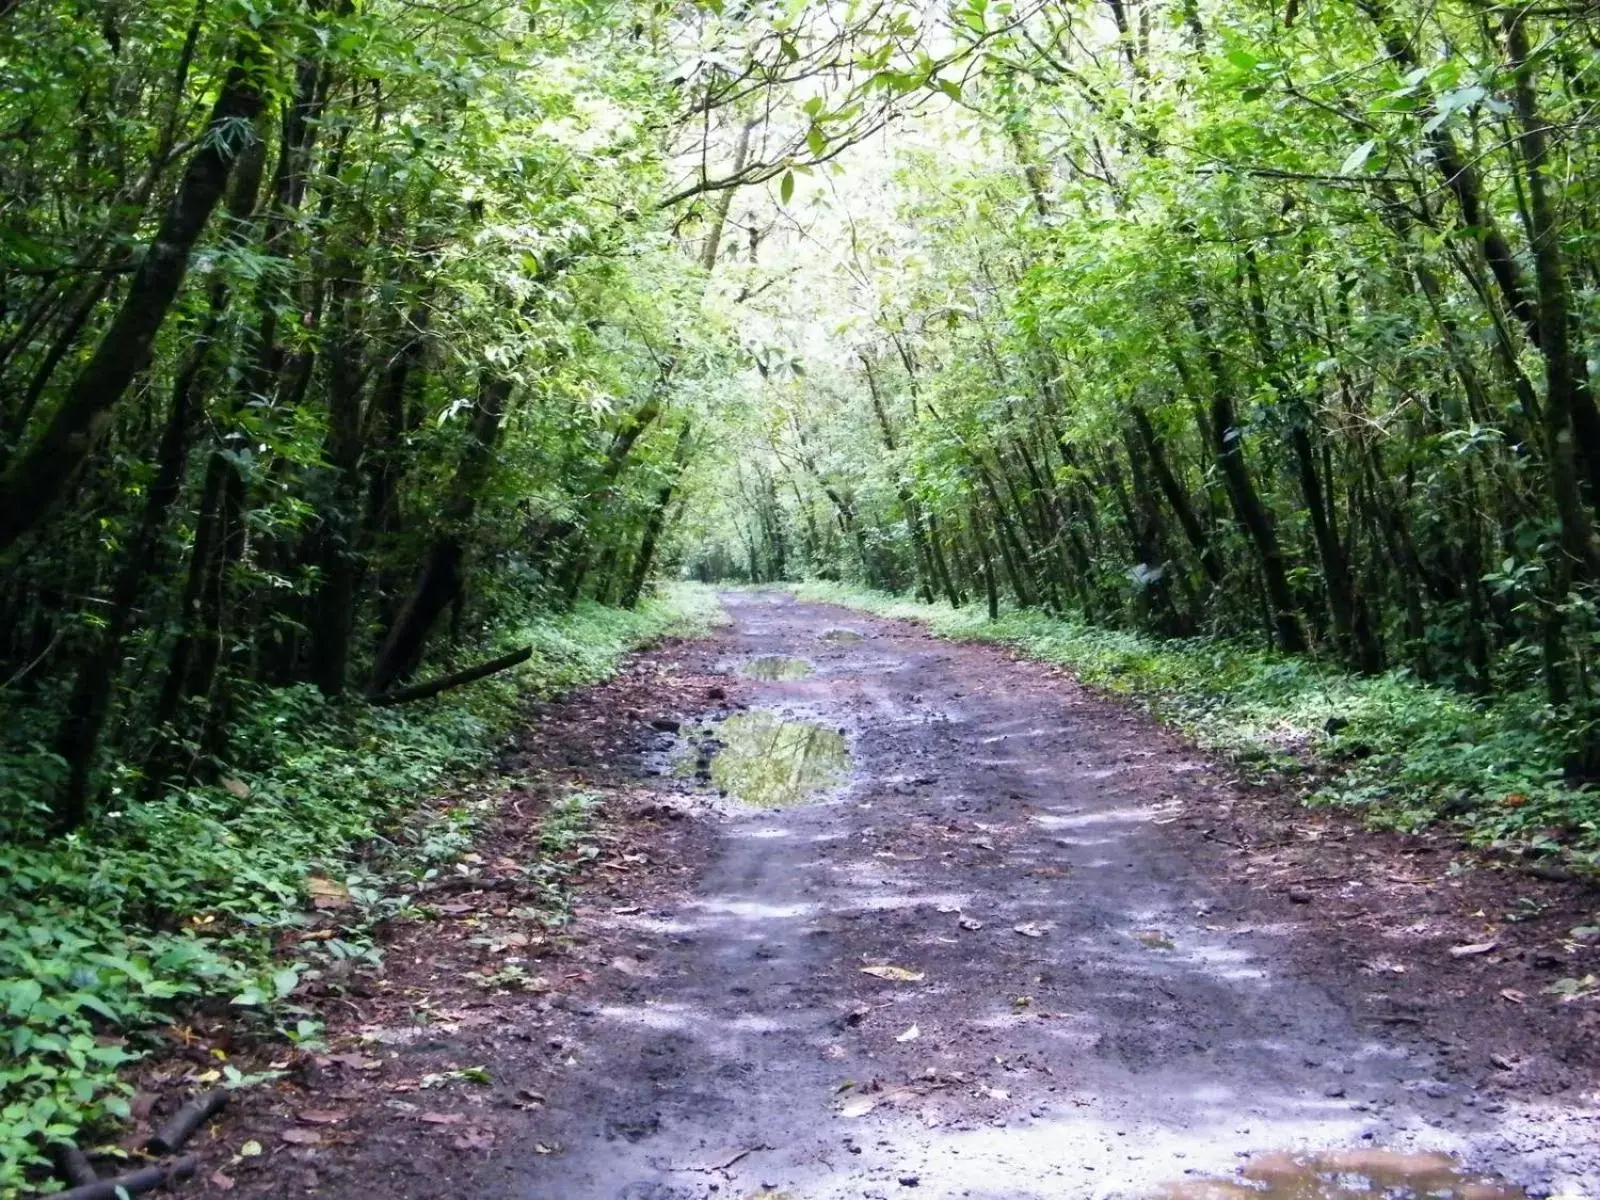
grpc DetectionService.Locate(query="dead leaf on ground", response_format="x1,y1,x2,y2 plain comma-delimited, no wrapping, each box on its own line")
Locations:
1137,930,1175,950
222,778,251,799
280,1128,323,1146
935,903,962,914
420,1111,466,1125
1449,941,1499,957
1013,921,1053,938
896,1024,921,1043
209,1170,236,1191
958,916,983,931
1500,988,1527,1005
838,1097,877,1118
453,1127,496,1151
1544,974,1599,1001
306,876,351,910
295,1109,349,1125
534,1143,560,1155
860,965,924,982
322,1052,384,1071
235,1141,263,1160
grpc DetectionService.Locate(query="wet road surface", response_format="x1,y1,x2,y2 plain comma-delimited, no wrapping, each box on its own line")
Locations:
494,592,1597,1199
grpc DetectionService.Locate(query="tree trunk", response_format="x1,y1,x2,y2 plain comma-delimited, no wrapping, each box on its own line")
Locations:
368,375,512,695
1180,309,1306,653
0,54,266,552
621,422,692,609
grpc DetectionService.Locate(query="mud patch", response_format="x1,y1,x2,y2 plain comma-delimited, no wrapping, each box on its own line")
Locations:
1156,1148,1525,1199
705,710,848,808
740,655,814,680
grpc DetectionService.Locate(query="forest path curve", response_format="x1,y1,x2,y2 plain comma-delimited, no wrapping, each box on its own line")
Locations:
243,591,1599,1199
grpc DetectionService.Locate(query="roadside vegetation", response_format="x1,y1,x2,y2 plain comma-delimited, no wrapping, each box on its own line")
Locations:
0,587,719,1193
679,0,1600,888
796,581,1590,865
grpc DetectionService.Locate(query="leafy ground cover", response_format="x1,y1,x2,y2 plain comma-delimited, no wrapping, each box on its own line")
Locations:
0,585,722,1195
791,583,1595,866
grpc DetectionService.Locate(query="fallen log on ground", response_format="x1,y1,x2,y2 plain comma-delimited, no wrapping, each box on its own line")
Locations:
45,1156,196,1200
49,1143,96,1187
146,1088,228,1155
367,645,533,706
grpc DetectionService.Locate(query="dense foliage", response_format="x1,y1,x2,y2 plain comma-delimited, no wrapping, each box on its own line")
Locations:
692,0,1600,833
0,0,951,1184
0,586,719,1191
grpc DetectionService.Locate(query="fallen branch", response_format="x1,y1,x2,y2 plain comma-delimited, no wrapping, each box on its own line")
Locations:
667,1143,772,1173
46,1156,196,1200
49,1143,96,1187
367,645,533,707
147,1088,228,1155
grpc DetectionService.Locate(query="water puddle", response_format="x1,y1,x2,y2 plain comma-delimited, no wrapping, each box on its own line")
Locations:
1155,1149,1524,1199
818,627,866,642
696,711,848,808
740,655,814,680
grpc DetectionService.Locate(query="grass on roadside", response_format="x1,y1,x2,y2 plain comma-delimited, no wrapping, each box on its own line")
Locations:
0,584,722,1194
789,581,1596,864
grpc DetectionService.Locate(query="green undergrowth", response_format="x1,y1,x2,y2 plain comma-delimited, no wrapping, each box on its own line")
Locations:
790,582,1595,863
0,584,722,1194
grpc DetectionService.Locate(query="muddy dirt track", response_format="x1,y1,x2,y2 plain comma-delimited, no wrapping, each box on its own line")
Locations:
204,591,1600,1199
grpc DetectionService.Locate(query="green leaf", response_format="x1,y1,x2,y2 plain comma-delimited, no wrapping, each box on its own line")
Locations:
5,979,41,1019
780,171,795,205
1339,140,1376,175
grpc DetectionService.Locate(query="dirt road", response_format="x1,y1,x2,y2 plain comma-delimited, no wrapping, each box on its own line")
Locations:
216,591,1600,1198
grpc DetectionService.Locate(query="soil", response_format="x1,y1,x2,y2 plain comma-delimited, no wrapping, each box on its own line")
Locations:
161,591,1600,1199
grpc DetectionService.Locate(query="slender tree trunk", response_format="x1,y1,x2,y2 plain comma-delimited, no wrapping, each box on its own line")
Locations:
308,250,369,696
0,53,267,552
51,140,266,826
1132,405,1223,587
368,374,512,695
621,422,692,609
1179,311,1306,652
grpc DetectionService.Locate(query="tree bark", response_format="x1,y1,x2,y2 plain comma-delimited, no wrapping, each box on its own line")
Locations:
0,55,266,552
368,375,512,695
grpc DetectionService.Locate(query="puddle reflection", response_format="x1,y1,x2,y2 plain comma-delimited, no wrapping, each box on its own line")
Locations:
708,711,848,808
1156,1149,1525,1199
740,655,815,680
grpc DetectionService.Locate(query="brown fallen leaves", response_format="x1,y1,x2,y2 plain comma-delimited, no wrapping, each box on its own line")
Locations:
306,876,351,909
